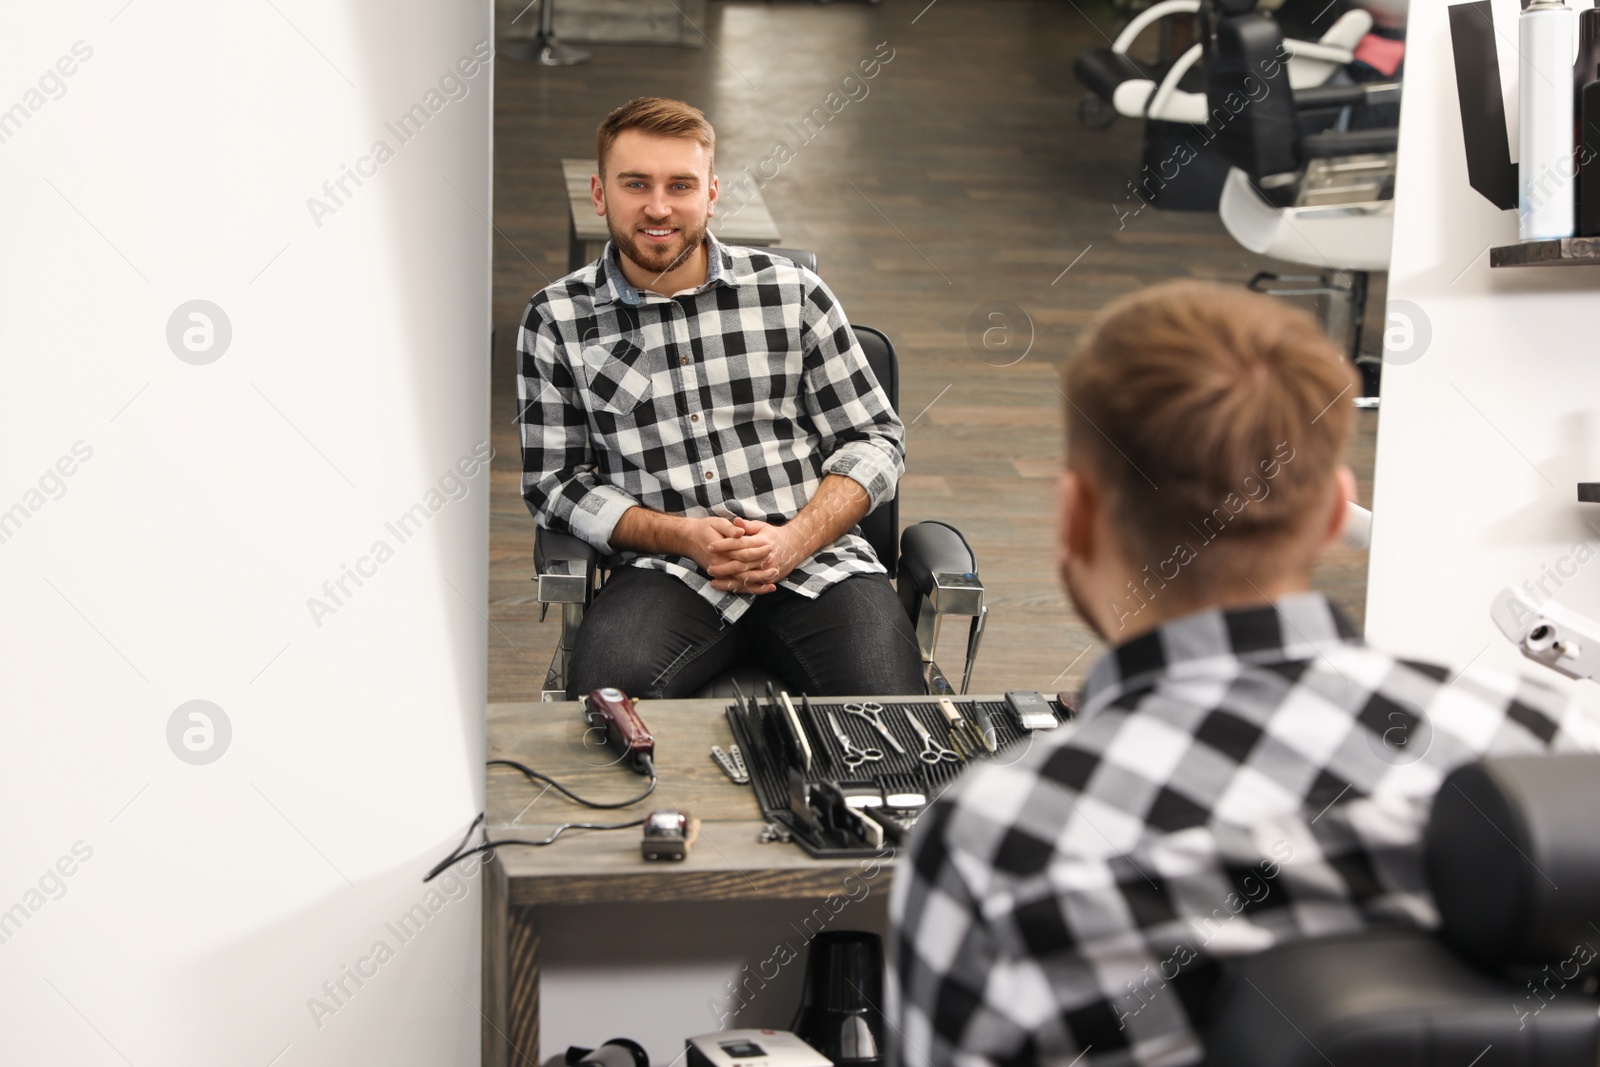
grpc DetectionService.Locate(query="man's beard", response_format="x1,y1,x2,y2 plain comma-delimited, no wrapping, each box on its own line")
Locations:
608,215,710,277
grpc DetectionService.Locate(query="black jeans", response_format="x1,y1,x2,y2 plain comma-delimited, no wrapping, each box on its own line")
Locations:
567,567,927,699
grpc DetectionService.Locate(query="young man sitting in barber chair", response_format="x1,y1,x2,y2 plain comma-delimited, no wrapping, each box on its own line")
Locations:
517,97,924,699
892,281,1600,1067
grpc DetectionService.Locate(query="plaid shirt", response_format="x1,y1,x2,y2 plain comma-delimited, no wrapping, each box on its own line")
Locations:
517,234,903,622
892,593,1600,1067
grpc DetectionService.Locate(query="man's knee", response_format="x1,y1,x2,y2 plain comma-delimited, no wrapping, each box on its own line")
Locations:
568,610,684,699
566,569,724,699
814,576,926,694
836,574,918,637
568,632,668,699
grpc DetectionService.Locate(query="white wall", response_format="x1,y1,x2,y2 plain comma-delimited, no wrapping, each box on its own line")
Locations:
0,2,492,1064
1369,0,1600,715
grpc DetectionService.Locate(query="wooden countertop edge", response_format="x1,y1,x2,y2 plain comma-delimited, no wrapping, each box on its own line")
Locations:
504,861,896,907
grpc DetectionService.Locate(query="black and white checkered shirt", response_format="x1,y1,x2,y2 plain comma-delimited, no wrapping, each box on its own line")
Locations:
517,234,903,622
892,593,1600,1067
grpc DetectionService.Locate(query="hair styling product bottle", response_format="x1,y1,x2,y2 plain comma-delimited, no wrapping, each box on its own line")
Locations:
1575,8,1600,235
1581,64,1600,235
1575,7,1600,103
1520,0,1576,240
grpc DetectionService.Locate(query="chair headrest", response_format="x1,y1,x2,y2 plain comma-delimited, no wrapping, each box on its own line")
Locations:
1426,754,1600,970
1203,12,1299,179
761,246,818,275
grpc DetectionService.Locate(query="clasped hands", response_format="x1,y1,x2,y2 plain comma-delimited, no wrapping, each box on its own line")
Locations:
685,515,807,595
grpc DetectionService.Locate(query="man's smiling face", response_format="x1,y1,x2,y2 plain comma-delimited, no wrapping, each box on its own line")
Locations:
595,128,718,276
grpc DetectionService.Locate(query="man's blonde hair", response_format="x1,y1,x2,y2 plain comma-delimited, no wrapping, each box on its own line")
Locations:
1063,280,1358,587
597,97,715,179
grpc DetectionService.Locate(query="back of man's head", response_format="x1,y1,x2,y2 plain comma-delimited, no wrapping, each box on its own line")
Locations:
1062,280,1358,600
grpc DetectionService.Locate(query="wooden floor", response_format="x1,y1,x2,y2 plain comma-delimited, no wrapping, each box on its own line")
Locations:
486,0,1379,701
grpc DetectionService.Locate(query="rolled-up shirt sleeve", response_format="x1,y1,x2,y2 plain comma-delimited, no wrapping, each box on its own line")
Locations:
798,274,905,512
517,304,639,552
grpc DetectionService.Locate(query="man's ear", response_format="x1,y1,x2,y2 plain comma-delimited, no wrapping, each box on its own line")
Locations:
707,170,718,216
1059,467,1097,567
1320,465,1358,548
590,173,606,217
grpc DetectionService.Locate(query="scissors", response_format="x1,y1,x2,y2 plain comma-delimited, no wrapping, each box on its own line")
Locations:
905,709,962,765
826,712,884,771
843,700,906,755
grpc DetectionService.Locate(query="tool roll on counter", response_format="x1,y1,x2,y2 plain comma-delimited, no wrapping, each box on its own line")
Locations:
722,682,1075,857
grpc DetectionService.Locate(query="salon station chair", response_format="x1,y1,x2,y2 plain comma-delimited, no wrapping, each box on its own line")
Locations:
532,249,987,702
1200,754,1600,1065
1073,0,1371,128
1075,0,1381,212
1203,0,1399,396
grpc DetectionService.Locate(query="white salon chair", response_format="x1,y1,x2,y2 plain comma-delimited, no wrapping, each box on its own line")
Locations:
1074,1,1372,127
1221,151,1393,381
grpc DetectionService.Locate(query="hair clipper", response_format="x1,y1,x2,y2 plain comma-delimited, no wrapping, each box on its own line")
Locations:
586,688,655,772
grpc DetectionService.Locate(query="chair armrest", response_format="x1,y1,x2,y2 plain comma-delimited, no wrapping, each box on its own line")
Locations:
1292,81,1400,112
534,526,598,604
1146,42,1203,120
1112,0,1201,53
1281,37,1355,64
1317,7,1372,50
1301,127,1399,159
899,521,983,615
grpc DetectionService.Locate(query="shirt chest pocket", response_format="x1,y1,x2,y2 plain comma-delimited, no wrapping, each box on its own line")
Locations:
580,338,655,417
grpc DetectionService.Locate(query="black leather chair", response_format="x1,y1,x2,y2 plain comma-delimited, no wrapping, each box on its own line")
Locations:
531,249,986,701
1203,6,1401,197
1200,754,1600,1065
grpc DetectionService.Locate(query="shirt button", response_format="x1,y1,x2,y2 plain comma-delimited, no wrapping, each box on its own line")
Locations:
704,471,714,480
690,413,700,422
679,356,689,366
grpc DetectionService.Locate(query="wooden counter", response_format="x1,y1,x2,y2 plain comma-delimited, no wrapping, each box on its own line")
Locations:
481,698,890,1067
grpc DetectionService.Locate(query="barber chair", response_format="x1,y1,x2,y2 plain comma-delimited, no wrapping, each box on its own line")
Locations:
1074,1,1371,128
1076,0,1378,212
1201,754,1600,1065
1202,1,1399,397
531,248,986,702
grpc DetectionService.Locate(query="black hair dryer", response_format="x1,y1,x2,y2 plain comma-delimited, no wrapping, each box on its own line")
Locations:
790,931,887,1067
568,1039,650,1067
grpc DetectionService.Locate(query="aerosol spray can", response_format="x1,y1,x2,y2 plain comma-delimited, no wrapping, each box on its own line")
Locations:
1519,0,1576,240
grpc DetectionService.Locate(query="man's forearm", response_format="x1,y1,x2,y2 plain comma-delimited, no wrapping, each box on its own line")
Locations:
785,474,870,560
610,506,693,558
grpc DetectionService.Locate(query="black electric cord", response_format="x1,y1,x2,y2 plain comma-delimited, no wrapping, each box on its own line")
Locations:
423,754,659,882
424,812,487,882
423,814,650,881
487,754,657,809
